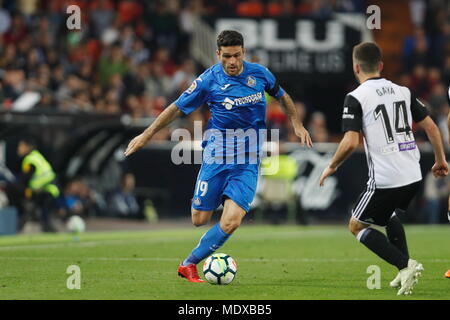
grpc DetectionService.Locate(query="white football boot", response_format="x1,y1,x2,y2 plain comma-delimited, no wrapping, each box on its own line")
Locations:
389,272,401,288
397,259,424,296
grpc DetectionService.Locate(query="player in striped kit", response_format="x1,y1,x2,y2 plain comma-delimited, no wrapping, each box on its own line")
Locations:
319,42,448,295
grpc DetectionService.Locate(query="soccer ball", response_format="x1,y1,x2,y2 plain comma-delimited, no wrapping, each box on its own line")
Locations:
66,215,86,233
202,253,237,285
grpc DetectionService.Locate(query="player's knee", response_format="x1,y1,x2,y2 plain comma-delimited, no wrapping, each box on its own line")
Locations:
192,220,207,227
348,219,364,236
191,209,210,226
220,220,240,234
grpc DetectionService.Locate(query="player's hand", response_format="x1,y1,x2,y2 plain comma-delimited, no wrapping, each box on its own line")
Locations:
319,165,337,186
294,125,313,148
431,161,449,178
124,133,151,157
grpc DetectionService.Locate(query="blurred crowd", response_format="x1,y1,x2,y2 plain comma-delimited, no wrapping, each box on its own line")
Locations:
0,0,448,143
0,0,449,224
0,0,365,144
400,0,450,145
402,0,450,224
58,172,139,219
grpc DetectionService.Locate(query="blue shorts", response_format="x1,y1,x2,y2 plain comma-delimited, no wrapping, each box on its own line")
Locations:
191,163,259,213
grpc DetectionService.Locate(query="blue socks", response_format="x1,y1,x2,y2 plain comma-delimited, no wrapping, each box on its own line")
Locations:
182,223,231,266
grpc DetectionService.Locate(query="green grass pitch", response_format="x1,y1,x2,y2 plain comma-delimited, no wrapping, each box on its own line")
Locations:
0,224,449,300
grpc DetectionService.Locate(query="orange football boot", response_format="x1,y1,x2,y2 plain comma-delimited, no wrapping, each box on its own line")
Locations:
178,264,206,283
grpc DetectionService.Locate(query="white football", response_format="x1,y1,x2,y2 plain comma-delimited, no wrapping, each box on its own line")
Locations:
202,253,237,285
66,215,86,233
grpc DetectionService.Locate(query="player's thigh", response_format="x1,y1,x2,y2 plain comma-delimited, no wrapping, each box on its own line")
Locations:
222,166,259,214
220,198,246,234
352,186,399,227
191,166,227,218
396,181,421,211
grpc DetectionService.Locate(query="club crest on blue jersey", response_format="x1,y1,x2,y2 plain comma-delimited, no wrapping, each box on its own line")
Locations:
246,76,256,87
193,197,201,206
186,80,197,94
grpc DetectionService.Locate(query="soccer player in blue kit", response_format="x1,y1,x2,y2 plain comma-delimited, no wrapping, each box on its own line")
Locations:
125,30,313,282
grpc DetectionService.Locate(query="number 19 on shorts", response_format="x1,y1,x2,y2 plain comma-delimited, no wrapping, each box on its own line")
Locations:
196,181,208,197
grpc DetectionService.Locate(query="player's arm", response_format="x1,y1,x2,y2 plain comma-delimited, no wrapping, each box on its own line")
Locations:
261,66,312,147
125,75,208,157
417,116,448,177
319,131,360,186
320,94,362,186
411,93,448,178
124,103,183,156
277,92,313,147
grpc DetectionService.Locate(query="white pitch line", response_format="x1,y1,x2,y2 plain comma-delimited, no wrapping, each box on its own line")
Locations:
1,256,450,263
0,237,186,251
0,229,354,251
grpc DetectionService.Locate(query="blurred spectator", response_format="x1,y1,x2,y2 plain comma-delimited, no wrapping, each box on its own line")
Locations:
422,172,449,223
333,0,364,13
152,47,177,76
409,65,433,99
427,81,447,113
124,94,143,119
170,58,196,97
409,0,427,27
236,0,264,17
180,0,205,35
3,14,28,45
0,1,11,35
147,1,181,53
307,111,329,143
2,68,26,102
59,179,85,218
98,44,130,86
128,38,150,66
89,0,116,38
0,44,17,69
298,0,333,18
443,56,450,87
402,27,431,71
145,62,172,100
117,0,143,26
107,173,140,218
5,137,60,232
124,61,149,96
266,0,283,17
59,178,105,218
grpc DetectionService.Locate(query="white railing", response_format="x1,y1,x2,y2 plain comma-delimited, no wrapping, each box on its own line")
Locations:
190,16,217,68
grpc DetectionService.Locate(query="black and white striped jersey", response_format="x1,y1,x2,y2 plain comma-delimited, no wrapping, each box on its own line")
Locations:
341,77,429,189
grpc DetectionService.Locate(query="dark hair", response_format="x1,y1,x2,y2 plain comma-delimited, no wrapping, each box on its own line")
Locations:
217,30,244,50
353,42,382,73
20,135,37,148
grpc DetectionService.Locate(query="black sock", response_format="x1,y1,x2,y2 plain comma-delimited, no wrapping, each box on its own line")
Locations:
386,214,409,259
358,228,409,270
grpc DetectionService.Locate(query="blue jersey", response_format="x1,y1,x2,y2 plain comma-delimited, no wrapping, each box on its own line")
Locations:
175,61,284,164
